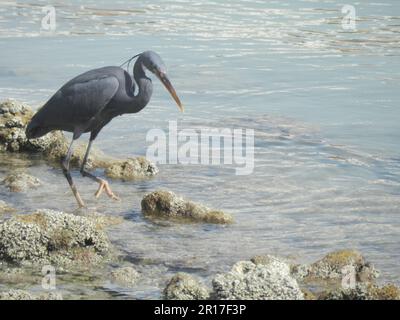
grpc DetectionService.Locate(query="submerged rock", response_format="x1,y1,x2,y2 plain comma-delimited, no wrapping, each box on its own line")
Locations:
110,266,139,286
42,137,109,170
292,249,379,282
371,284,400,300
212,258,304,300
0,267,38,285
301,288,317,300
320,283,400,300
0,200,15,214
105,157,159,180
88,213,124,229
1,172,42,192
164,273,210,300
141,190,233,224
0,209,110,267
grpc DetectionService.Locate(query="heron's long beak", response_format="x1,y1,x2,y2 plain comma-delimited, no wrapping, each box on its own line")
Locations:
156,71,184,112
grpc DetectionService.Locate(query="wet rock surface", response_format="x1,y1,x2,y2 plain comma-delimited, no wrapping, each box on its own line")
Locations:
105,157,159,180
0,266,39,285
88,213,124,229
319,283,400,300
141,190,233,224
0,209,111,268
212,257,304,300
42,137,110,170
285,249,397,300
291,249,379,282
0,99,398,300
164,273,210,300
110,266,139,286
1,171,42,192
0,289,63,300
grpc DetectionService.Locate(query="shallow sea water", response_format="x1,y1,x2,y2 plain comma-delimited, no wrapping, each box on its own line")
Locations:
0,0,399,298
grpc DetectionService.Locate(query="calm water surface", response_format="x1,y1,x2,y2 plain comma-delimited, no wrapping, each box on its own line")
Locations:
0,0,399,298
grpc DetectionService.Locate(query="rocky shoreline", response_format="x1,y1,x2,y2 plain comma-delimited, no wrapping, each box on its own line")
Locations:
0,208,398,300
0,99,399,300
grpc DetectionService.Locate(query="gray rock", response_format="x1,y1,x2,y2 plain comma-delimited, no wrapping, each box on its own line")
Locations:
0,209,110,267
320,283,400,300
0,99,31,116
294,249,379,282
212,258,304,300
41,135,109,169
110,266,139,286
141,190,233,224
1,172,41,192
290,263,311,280
0,289,63,300
5,118,25,128
105,157,159,180
164,273,210,300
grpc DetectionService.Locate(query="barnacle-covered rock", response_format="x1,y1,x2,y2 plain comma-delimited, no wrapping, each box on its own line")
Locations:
1,171,42,192
212,258,304,300
110,266,139,286
164,273,210,300
0,289,34,300
141,190,233,224
320,283,400,300
292,249,379,282
0,289,63,300
0,209,111,268
105,157,159,180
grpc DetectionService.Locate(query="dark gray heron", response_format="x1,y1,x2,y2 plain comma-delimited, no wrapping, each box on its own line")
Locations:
26,51,183,208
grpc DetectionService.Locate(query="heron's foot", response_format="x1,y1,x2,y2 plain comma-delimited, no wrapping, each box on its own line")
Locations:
95,179,120,201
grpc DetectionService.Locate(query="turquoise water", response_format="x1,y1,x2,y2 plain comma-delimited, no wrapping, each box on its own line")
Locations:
0,1,399,298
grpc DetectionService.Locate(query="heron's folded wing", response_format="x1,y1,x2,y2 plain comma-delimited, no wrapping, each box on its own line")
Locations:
35,74,120,128
58,75,120,123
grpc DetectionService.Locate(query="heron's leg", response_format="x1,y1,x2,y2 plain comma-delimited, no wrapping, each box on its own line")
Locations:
80,139,120,201
62,139,85,208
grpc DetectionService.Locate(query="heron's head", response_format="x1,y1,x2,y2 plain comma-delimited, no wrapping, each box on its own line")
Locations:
140,51,184,112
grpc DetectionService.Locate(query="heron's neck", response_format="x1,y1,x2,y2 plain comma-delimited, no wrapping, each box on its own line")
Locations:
123,60,153,114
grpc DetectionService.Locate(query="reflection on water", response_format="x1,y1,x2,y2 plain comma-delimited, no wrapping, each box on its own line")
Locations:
0,0,399,298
